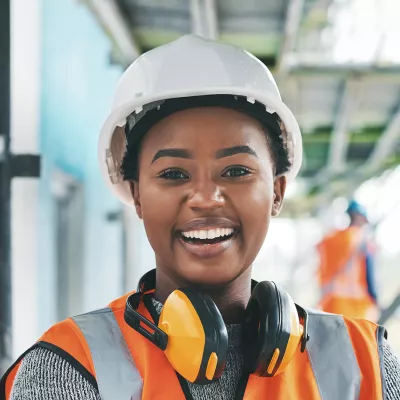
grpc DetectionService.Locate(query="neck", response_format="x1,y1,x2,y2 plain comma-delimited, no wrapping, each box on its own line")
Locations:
154,267,252,324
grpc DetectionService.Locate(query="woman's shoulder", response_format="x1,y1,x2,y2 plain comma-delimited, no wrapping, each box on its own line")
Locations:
36,295,131,370
4,300,129,399
307,309,400,398
10,346,100,400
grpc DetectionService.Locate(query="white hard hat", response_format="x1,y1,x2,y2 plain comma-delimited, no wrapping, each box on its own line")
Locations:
98,34,302,206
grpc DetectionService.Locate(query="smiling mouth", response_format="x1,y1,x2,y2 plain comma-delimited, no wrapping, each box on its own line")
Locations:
179,228,237,245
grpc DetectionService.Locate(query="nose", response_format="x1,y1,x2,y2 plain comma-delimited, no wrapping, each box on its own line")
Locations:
186,179,225,212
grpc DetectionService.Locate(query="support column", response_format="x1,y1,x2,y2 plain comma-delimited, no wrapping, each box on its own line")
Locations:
0,0,11,376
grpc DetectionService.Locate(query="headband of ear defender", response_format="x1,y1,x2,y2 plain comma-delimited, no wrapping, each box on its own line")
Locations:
124,269,309,384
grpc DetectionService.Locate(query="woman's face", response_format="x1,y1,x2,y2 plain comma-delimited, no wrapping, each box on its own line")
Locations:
132,107,286,287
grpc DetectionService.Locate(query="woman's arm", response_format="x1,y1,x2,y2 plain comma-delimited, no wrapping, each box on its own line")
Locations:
383,339,400,400
10,347,101,400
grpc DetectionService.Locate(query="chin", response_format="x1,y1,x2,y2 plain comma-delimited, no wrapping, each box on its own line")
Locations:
175,260,245,288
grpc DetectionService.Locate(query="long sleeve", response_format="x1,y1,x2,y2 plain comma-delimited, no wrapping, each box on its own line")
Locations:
383,339,400,399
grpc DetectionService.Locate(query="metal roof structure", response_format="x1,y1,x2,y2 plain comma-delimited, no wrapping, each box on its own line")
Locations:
84,0,400,214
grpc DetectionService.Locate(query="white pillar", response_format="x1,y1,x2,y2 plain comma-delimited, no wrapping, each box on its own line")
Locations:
10,0,41,358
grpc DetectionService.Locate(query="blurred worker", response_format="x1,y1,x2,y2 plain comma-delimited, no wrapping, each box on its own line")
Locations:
2,36,400,399
317,200,379,320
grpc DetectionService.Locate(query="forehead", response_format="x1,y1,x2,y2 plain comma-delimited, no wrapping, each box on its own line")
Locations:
139,107,269,155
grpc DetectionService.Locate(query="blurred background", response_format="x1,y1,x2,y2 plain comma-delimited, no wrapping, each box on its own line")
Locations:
1,0,400,374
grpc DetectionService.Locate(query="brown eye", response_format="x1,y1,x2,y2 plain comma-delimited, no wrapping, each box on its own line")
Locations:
222,165,252,178
158,168,189,181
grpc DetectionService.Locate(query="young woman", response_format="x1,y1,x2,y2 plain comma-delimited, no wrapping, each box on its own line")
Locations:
2,35,400,400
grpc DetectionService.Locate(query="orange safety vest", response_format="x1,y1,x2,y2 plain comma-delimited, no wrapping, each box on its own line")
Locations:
317,226,377,320
2,292,387,400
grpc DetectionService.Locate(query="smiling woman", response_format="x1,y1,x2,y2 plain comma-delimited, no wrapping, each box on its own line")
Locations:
122,103,287,302
3,34,400,400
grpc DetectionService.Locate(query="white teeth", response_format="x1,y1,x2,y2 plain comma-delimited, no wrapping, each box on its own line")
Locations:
207,229,217,239
181,228,234,240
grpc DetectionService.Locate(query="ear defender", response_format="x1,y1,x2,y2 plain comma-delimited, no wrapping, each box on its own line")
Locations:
243,281,304,377
124,284,228,384
124,270,309,384
159,289,229,384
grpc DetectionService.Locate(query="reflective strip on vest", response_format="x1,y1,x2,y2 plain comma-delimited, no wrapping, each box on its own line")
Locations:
306,310,361,400
321,252,366,299
72,308,363,400
72,308,143,400
320,231,368,300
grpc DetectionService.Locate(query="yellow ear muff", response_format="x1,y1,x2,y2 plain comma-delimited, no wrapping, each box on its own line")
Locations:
159,288,228,384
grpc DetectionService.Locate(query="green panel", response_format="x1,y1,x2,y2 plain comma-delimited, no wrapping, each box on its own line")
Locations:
132,29,280,58
219,33,279,57
303,142,329,171
303,142,329,157
302,132,331,143
349,126,384,143
134,29,183,49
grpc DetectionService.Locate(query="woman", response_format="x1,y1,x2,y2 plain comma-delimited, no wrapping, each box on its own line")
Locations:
2,35,400,400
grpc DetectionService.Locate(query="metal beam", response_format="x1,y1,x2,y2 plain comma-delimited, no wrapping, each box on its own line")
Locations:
378,293,400,325
288,62,400,79
276,0,304,74
86,0,140,64
327,80,359,173
190,0,219,40
364,103,400,173
303,80,361,196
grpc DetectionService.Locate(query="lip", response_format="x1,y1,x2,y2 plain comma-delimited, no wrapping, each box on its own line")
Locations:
177,217,239,233
176,217,239,259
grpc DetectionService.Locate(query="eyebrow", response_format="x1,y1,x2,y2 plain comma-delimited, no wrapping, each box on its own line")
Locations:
151,145,258,164
151,148,192,164
216,145,258,159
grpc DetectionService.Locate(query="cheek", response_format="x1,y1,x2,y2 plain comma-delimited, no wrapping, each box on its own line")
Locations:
246,184,272,228
234,178,274,249
138,183,179,252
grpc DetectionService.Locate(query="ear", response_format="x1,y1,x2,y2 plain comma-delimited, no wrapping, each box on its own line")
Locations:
271,175,286,216
130,181,143,219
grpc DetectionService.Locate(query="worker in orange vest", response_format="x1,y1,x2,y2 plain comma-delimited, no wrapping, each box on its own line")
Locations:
2,36,400,400
317,200,379,321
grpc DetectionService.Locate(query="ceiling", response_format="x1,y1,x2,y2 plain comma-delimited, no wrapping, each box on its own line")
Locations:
85,0,400,214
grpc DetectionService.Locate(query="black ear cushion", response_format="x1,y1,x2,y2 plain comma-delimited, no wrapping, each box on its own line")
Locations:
178,288,228,384
243,281,291,376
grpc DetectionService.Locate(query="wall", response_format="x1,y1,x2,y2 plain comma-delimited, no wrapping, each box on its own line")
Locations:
10,0,158,358
37,0,124,336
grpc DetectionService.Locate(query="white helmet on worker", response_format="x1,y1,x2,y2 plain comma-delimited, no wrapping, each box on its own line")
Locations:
98,34,302,206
